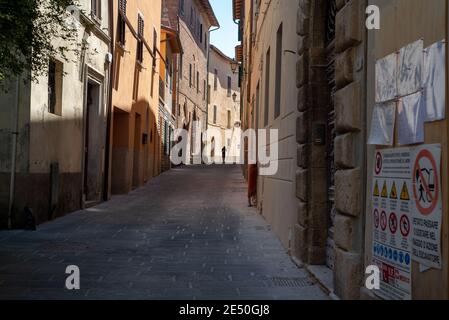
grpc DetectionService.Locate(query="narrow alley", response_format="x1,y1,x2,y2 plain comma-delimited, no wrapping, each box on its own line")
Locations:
0,166,327,300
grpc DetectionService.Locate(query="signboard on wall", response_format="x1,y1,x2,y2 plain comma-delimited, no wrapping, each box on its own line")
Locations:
411,144,442,269
372,148,413,300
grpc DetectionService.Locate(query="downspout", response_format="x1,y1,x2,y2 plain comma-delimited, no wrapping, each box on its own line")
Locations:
8,77,20,229
103,0,114,201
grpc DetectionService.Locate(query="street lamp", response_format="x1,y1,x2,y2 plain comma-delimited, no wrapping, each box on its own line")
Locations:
230,59,239,74
232,92,237,102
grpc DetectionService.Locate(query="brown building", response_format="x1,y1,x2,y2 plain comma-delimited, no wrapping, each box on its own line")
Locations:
236,0,449,300
109,0,162,195
162,0,219,164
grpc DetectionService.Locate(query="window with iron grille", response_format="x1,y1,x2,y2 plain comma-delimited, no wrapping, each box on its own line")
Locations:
118,0,127,46
91,0,101,19
137,15,144,63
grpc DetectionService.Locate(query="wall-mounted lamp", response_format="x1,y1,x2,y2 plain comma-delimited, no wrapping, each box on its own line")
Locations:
230,59,240,74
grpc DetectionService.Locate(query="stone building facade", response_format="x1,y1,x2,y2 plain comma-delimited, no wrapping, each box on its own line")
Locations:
236,0,367,299
237,0,449,300
162,0,219,164
0,0,112,227
207,46,241,164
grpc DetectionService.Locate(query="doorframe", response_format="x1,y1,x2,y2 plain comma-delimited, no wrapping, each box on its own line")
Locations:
81,66,105,207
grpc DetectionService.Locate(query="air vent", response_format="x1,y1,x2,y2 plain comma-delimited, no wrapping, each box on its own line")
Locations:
269,277,315,288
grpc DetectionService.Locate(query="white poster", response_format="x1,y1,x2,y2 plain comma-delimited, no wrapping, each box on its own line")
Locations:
423,40,446,122
398,39,423,97
368,102,396,146
397,92,425,145
372,148,413,300
411,144,442,269
376,52,398,103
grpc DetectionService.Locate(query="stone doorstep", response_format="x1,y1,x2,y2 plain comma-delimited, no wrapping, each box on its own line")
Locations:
291,256,338,300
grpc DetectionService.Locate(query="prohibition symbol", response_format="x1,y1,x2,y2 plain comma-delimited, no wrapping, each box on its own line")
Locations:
375,152,383,175
373,209,380,229
389,212,398,234
400,215,410,237
413,149,439,216
380,211,387,231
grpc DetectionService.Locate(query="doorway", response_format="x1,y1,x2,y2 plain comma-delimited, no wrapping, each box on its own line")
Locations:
133,113,142,189
84,79,104,203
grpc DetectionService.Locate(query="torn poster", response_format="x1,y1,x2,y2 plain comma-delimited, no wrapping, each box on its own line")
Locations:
423,40,446,122
376,52,398,103
368,102,396,146
398,40,423,97
397,92,425,146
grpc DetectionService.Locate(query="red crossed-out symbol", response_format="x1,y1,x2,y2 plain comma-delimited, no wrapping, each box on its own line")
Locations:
374,209,380,229
389,213,398,234
375,152,383,175
400,215,410,237
413,149,439,216
380,211,387,231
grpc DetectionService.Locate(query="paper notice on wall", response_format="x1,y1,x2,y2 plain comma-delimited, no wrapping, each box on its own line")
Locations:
411,144,442,269
397,92,425,145
372,148,413,300
376,52,398,103
398,39,423,97
368,102,396,146
423,40,446,122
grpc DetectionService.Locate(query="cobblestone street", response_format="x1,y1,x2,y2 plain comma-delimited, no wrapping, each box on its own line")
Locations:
0,166,328,300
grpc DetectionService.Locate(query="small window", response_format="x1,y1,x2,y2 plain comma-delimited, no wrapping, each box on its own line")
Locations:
274,23,283,119
264,48,271,126
203,80,206,100
153,28,158,68
227,110,231,129
91,0,101,19
137,15,144,63
118,0,127,46
179,54,183,78
200,24,203,43
196,71,199,94
227,76,232,97
214,69,218,90
189,64,192,87
48,59,63,116
213,105,217,124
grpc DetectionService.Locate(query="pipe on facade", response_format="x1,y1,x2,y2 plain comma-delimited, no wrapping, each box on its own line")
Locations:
8,77,20,229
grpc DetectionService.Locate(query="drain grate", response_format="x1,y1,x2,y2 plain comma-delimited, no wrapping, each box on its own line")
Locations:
269,277,315,288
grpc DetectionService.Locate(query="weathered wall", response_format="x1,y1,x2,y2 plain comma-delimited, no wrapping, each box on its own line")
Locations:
0,1,112,227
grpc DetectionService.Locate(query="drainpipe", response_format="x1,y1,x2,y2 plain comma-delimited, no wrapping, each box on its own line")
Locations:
8,77,20,229
103,0,114,202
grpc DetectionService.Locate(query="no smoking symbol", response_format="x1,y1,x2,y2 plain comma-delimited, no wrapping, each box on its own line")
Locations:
389,213,398,234
400,215,410,237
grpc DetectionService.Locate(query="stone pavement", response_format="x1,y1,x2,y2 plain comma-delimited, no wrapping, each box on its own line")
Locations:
0,165,328,300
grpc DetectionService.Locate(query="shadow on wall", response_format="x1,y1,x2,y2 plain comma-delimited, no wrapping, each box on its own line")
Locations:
0,117,87,229
111,99,162,195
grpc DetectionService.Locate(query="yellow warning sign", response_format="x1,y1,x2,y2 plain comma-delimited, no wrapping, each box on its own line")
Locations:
400,182,410,201
381,181,388,198
390,181,398,199
373,181,380,197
